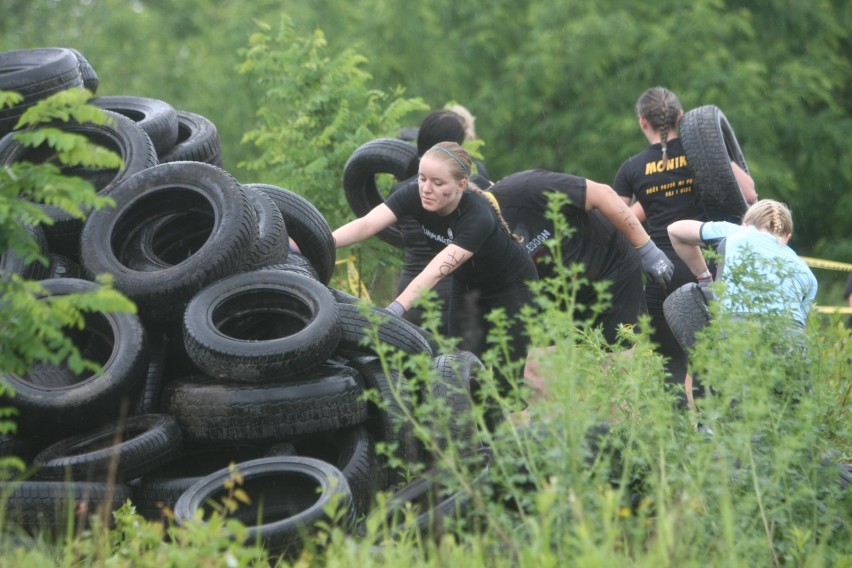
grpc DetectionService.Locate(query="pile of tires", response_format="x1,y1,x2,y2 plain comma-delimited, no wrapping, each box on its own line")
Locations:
0,47,490,555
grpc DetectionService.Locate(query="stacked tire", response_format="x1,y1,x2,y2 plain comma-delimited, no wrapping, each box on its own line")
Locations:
0,47,490,554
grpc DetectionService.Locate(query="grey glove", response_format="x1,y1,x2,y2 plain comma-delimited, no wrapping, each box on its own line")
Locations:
637,239,674,288
697,274,715,303
384,300,406,318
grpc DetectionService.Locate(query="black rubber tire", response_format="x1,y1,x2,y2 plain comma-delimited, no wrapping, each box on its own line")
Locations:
377,449,490,538
91,95,179,155
663,282,712,354
289,426,380,518
679,104,750,222
182,269,341,382
68,48,99,94
80,161,255,324
33,414,183,483
0,110,159,261
0,223,49,280
132,330,169,415
45,252,83,279
0,108,158,195
265,251,320,281
158,109,223,166
0,480,131,533
420,351,483,463
0,47,83,136
336,302,433,357
161,363,368,443
242,184,289,269
397,126,419,142
248,183,335,285
342,138,419,248
173,456,355,556
129,443,271,520
2,278,148,437
345,355,419,487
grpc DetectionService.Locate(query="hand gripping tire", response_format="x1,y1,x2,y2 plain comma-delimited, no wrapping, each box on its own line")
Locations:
182,269,341,382
80,161,256,324
679,104,750,222
342,138,419,248
33,413,183,483
2,278,148,437
173,456,355,556
161,363,368,443
663,282,712,354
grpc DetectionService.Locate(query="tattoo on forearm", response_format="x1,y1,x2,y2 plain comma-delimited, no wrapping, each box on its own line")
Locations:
439,250,464,276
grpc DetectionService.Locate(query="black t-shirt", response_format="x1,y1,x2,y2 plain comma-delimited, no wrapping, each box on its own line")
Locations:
613,138,707,245
488,169,639,281
384,182,532,289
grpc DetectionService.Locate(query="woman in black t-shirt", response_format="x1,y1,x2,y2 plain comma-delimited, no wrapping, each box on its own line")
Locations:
332,142,538,402
488,169,673,345
613,86,756,406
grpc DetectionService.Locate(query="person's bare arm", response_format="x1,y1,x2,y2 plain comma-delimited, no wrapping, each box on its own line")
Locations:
667,220,709,276
394,244,473,310
732,162,757,204
332,203,398,248
586,180,651,247
618,194,647,223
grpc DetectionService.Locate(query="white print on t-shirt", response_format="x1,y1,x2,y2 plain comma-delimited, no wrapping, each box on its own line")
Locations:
525,229,552,254
422,225,452,245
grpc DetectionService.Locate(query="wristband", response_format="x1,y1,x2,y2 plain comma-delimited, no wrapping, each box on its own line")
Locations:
635,236,652,249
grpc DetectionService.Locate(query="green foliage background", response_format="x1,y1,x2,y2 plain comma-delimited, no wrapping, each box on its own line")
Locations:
2,0,849,300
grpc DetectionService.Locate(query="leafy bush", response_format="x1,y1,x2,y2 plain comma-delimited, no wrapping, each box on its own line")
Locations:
0,88,135,480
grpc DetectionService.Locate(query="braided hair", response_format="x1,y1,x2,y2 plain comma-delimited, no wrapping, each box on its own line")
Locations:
424,142,523,243
742,199,794,242
636,86,683,162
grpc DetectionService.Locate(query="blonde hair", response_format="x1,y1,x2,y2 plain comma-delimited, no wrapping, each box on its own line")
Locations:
741,199,793,239
448,103,477,140
423,142,522,243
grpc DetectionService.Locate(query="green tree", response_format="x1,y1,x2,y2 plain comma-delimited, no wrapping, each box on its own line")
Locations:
237,16,428,297
0,88,135,476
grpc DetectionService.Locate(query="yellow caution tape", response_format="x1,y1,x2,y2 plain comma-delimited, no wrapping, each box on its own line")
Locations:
814,306,852,314
336,255,371,303
801,257,852,271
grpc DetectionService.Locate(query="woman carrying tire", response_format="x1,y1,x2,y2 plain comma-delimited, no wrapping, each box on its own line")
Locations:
612,86,756,405
668,200,817,331
332,142,538,414
667,199,817,402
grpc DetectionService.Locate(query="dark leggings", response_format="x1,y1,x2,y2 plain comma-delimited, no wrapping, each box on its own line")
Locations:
448,259,539,400
645,244,696,405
